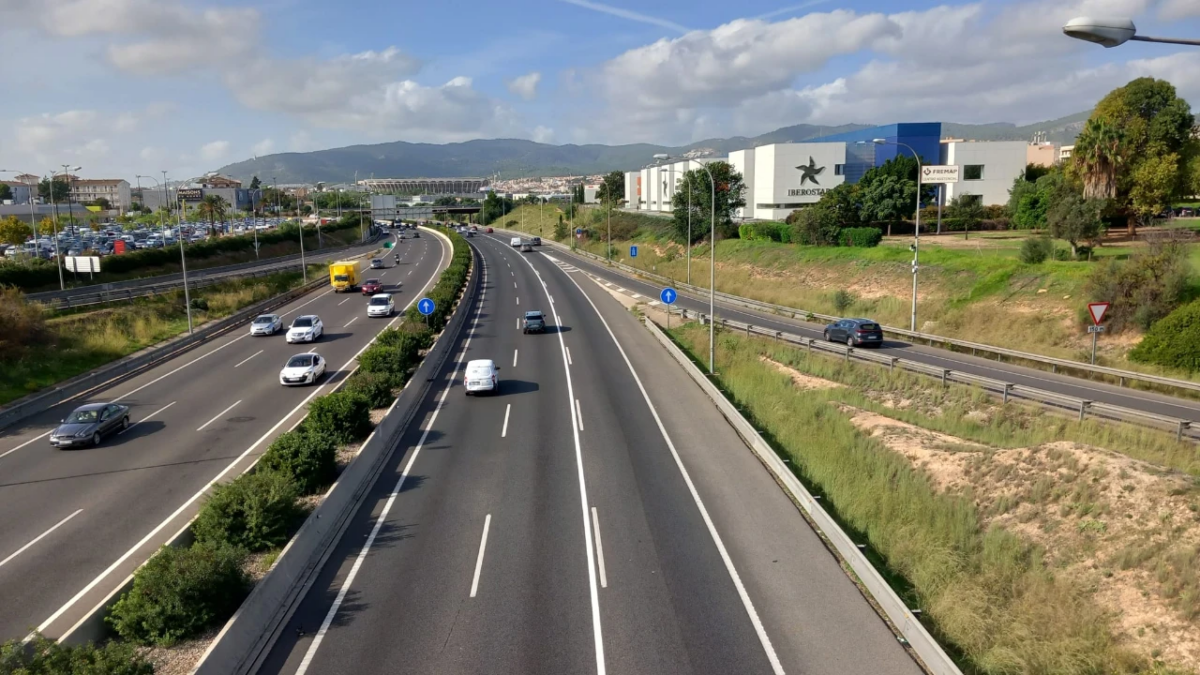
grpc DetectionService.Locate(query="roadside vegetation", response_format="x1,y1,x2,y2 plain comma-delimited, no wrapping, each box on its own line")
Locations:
666,319,1200,674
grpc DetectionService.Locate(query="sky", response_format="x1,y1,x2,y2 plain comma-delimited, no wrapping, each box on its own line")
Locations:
1,0,1199,181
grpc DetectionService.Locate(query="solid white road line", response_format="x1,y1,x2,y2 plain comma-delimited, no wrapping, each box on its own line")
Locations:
0,432,53,460
196,400,242,432
119,401,176,435
591,507,607,589
548,255,786,675
513,349,519,368
567,347,573,366
0,509,84,568
576,399,584,431
234,350,263,368
516,296,519,305
516,318,520,330
338,297,351,306
501,404,511,438
514,282,517,288
344,317,358,328
470,514,492,598
296,241,481,674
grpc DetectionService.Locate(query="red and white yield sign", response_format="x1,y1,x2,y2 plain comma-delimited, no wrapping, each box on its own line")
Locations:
1087,302,1110,326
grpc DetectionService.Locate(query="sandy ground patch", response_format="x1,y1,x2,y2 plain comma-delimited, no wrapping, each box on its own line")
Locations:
760,355,843,391
139,628,219,675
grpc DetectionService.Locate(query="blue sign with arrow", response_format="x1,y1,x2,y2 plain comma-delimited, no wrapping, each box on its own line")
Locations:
660,288,677,305
417,298,436,316
630,245,638,258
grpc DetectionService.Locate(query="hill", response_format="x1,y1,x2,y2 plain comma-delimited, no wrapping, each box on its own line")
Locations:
218,113,1090,184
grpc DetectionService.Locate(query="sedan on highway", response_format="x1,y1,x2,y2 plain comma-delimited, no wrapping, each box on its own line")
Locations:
50,402,130,448
286,315,324,343
369,258,385,269
367,293,395,318
249,313,283,336
464,359,499,395
361,279,384,295
824,318,884,347
486,227,493,233
279,353,327,386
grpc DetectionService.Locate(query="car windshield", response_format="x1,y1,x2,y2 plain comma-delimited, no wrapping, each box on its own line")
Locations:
334,274,349,282
293,318,313,327
66,409,100,424
287,355,315,368
365,279,380,285
253,316,274,324
369,297,389,305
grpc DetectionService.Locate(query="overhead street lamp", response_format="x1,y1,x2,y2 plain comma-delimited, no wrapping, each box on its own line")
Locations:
1063,17,1200,47
163,171,194,335
0,169,40,246
135,175,169,244
46,168,73,290
655,152,717,374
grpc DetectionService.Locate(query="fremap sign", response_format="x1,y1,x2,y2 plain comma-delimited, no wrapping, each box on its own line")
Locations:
920,165,960,184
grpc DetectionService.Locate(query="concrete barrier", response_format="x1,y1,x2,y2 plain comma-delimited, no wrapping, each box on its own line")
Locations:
189,229,476,675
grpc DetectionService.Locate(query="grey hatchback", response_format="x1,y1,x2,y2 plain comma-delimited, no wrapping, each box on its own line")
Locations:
824,318,884,347
50,402,131,448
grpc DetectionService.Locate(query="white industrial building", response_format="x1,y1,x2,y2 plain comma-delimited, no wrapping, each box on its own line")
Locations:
940,140,1029,207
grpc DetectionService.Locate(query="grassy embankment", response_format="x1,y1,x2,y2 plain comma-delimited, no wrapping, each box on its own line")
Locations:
0,264,325,405
665,319,1200,674
496,203,1200,380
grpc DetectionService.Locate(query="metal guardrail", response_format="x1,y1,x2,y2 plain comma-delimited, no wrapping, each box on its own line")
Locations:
667,306,1198,442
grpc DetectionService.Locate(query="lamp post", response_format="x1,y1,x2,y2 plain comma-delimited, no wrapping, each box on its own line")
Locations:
0,169,40,247
868,138,923,331
659,162,694,285
656,153,717,373
46,170,68,289
1062,17,1200,47
162,171,194,335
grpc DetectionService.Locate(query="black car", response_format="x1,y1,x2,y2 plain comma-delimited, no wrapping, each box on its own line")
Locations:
531,237,542,246
523,310,547,334
824,318,884,347
50,402,131,448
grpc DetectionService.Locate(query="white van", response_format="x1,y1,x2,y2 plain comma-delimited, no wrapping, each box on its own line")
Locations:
463,359,499,395
510,237,523,248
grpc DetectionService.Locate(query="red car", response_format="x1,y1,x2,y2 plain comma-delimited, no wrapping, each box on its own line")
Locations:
361,279,384,295
486,227,494,233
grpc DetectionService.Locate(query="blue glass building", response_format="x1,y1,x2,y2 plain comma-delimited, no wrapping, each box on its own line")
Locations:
811,123,942,184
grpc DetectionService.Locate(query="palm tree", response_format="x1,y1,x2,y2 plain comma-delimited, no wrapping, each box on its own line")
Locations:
196,195,229,235
1072,119,1124,200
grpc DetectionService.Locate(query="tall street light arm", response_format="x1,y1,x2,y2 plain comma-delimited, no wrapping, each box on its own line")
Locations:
1063,17,1200,47
867,138,923,331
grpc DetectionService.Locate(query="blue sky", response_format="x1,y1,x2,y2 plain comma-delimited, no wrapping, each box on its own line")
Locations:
2,0,1198,180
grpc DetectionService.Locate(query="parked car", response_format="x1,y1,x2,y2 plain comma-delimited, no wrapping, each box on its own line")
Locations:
464,359,499,395
249,313,283,336
824,318,884,347
50,402,130,448
523,311,546,334
279,352,326,386
361,279,384,295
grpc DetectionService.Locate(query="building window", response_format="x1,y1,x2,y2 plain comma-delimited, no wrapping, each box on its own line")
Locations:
834,164,845,176
964,165,984,180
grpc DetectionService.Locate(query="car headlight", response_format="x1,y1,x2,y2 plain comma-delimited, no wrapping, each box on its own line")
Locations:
75,430,91,437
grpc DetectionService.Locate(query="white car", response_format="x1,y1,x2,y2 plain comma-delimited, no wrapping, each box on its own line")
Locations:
464,359,499,395
279,352,326,386
249,313,283,336
510,237,522,247
286,315,324,343
367,293,394,318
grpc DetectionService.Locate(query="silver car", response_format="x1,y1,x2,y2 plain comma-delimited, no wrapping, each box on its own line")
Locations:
250,313,283,336
50,402,130,448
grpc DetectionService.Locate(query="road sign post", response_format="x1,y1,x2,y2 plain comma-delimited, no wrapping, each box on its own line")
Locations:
630,245,638,258
418,297,435,328
1087,302,1110,365
660,287,677,329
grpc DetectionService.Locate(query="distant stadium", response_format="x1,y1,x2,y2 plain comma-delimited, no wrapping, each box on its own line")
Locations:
357,177,490,195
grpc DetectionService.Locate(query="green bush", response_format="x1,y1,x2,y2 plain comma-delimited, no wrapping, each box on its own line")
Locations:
305,391,372,444
259,430,339,495
397,319,435,349
344,370,396,408
839,227,882,248
192,470,303,551
833,289,856,315
1018,237,1054,264
738,221,785,242
107,542,250,646
0,634,153,674
1129,298,1200,371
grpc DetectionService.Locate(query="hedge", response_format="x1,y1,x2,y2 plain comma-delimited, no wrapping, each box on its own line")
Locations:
1129,298,1200,372
107,542,250,646
840,227,883,248
191,470,303,552
737,221,786,242
304,390,372,445
344,370,396,408
258,429,339,495
0,634,154,674
403,230,470,332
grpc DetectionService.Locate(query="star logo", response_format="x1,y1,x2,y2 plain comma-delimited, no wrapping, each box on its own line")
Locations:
797,157,825,186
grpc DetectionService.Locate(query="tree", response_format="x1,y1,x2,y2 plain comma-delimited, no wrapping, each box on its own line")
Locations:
858,174,916,236
0,215,31,246
945,194,985,239
0,184,12,201
87,216,102,232
1008,168,1072,230
249,176,262,190
1022,163,1053,183
670,161,746,242
37,177,70,202
1130,153,1180,225
1047,193,1104,258
860,154,936,206
90,197,112,210
196,194,229,232
482,191,513,224
433,196,458,207
596,171,624,207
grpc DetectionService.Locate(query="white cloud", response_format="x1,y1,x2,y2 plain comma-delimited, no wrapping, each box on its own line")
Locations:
1159,0,1200,19
252,138,275,156
225,47,421,114
139,146,167,163
200,140,230,161
531,125,555,143
506,72,542,100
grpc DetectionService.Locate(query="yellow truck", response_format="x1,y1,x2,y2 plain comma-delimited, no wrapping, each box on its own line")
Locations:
329,261,359,292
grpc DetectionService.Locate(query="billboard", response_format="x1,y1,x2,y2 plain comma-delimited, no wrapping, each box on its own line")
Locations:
177,188,203,201
65,256,100,273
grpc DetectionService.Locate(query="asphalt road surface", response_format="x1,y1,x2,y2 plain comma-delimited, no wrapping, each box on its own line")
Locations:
0,230,448,642
256,232,923,675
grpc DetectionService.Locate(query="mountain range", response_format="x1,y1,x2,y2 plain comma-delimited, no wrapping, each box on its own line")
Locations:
218,111,1092,185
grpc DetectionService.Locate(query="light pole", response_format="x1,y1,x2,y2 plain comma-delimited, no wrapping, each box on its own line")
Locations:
163,171,194,335
868,138,923,331
0,169,40,245
47,170,69,289
136,175,169,244
1063,17,1200,47
656,153,717,373
61,165,80,235
659,163,694,285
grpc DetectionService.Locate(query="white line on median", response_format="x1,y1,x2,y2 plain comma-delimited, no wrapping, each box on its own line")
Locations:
470,514,492,598
513,349,519,368
338,297,351,306
344,316,358,328
591,507,607,588
567,347,573,366
196,400,242,432
501,404,511,438
0,509,84,568
233,350,263,368
576,399,584,431
119,401,176,435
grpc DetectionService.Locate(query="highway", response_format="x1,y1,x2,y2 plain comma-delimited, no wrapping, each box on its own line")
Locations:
256,232,923,675
0,230,449,642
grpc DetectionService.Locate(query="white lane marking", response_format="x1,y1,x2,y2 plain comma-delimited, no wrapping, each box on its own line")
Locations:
576,399,584,431
380,272,387,277
470,514,492,598
631,293,642,299
344,317,358,328
0,509,84,568
549,255,785,675
591,507,607,589
297,242,482,673
501,404,511,438
196,400,242,432
31,234,453,641
338,297,351,306
514,282,517,288
567,347,573,366
509,247,606,674
234,350,263,368
408,270,413,276
516,318,521,330
0,432,52,460
516,296,519,306
513,349,519,368
119,401,176,435
511,271,514,276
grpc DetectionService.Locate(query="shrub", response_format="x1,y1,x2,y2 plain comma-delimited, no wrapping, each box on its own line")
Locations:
833,289,856,314
192,470,303,551
1018,237,1054,264
305,391,372,444
738,221,785,242
344,370,396,408
0,634,154,674
839,227,882,248
397,319,435,349
1085,239,1191,332
0,287,47,358
189,297,209,311
259,430,339,494
504,220,518,228
107,542,250,646
1129,298,1200,371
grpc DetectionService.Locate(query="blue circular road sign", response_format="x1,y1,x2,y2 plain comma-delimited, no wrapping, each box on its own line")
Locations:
660,288,678,305
417,298,436,316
